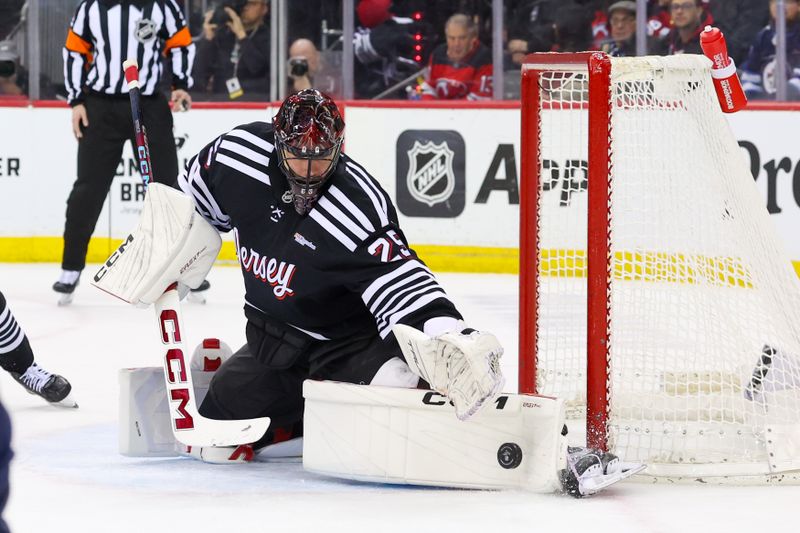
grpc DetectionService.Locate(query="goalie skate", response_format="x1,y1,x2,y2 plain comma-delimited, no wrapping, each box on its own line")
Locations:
190,338,231,372
187,279,210,304
561,447,644,497
179,443,255,464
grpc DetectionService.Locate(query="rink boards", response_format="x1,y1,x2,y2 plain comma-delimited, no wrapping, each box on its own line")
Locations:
0,102,798,274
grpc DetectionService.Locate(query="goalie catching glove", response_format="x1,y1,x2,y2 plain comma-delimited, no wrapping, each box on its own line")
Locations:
393,322,505,420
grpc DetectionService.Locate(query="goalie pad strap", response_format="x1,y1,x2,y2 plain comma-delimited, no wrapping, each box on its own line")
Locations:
302,380,567,492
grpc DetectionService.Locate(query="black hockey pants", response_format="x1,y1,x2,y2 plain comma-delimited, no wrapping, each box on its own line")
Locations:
61,92,178,271
198,308,403,450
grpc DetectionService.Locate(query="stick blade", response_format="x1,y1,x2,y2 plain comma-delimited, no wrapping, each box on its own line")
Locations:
174,416,271,447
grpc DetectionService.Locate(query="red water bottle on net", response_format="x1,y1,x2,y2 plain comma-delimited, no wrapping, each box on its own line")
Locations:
700,25,747,113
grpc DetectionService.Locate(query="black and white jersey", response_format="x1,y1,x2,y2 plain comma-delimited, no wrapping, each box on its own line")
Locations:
178,122,462,341
63,0,194,106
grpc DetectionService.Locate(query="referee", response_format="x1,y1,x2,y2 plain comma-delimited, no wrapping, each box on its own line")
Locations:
54,0,196,299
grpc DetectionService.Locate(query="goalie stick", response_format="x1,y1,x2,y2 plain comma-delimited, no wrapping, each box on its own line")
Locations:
120,59,270,447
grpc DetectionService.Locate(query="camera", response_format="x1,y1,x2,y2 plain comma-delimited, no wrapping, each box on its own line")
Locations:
0,61,15,78
288,58,309,77
209,0,248,26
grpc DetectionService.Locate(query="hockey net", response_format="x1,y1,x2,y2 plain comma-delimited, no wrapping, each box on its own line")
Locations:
519,53,800,481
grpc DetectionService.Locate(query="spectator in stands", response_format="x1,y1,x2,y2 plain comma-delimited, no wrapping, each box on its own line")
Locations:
601,2,638,56
353,0,420,98
647,0,673,41
0,41,24,97
287,38,320,93
419,13,492,100
740,0,800,100
592,0,674,47
656,0,708,55
707,0,770,66
0,0,24,41
0,40,58,99
507,0,599,62
600,1,660,56
551,4,596,52
193,0,270,101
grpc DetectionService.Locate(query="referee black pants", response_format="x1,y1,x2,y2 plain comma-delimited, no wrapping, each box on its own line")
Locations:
61,92,178,272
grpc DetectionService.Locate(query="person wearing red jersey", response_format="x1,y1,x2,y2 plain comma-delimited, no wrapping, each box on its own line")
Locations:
419,13,492,100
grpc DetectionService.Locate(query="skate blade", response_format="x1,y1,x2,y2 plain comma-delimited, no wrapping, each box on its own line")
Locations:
578,462,646,496
187,291,207,304
57,293,75,306
51,393,79,409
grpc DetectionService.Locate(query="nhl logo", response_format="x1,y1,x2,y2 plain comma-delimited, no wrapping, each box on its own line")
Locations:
134,19,157,43
406,141,455,207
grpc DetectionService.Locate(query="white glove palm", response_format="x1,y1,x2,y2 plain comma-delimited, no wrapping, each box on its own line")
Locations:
393,324,505,420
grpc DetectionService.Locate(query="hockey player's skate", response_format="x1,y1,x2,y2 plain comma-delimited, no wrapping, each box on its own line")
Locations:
187,279,211,304
561,447,644,497
53,270,80,306
10,363,78,408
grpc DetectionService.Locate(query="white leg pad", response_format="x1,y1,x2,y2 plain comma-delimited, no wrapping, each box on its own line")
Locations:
302,380,567,492
369,357,420,388
119,367,215,457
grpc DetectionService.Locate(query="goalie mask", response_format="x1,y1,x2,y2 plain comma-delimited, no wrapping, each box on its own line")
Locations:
274,89,345,215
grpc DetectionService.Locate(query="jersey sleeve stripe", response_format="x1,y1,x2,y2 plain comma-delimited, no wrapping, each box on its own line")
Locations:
206,136,222,166
215,154,271,186
316,197,369,240
361,259,421,303
345,164,389,227
219,139,270,169
376,284,445,332
328,185,376,233
163,0,184,38
374,281,442,331
376,290,450,339
366,270,431,314
63,50,88,103
347,161,389,222
226,128,275,153
309,210,357,251
178,157,231,229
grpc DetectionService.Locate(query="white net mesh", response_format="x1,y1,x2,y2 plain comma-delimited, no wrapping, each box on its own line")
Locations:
531,55,800,479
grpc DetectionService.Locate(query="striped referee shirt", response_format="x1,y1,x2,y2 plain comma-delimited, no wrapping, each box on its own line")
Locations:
63,0,195,106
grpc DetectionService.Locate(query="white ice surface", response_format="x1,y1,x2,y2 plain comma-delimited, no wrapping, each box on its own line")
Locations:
1,263,798,533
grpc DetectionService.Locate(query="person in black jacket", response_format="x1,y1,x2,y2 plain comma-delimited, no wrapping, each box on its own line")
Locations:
741,0,800,100
193,0,270,101
506,0,601,62
707,0,770,66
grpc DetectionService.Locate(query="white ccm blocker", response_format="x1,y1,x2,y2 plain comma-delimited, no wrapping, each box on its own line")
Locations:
96,183,643,497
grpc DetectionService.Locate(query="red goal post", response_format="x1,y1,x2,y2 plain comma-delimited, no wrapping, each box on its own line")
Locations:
519,52,612,450
518,51,800,481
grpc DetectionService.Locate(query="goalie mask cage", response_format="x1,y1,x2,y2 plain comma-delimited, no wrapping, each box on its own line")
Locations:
519,52,800,482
